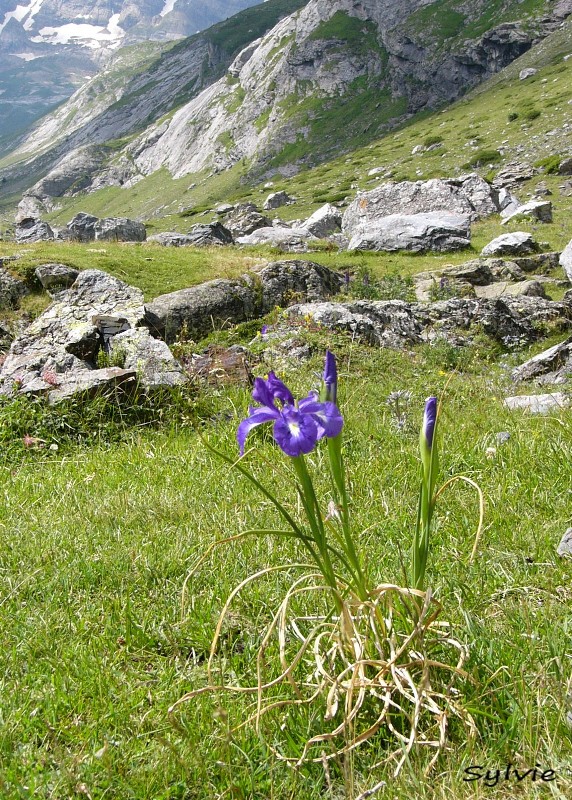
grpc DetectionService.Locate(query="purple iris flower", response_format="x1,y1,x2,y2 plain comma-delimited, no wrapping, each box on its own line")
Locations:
422,396,437,449
237,371,343,457
323,350,337,404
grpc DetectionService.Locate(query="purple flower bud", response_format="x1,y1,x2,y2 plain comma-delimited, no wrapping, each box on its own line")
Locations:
422,396,437,449
323,350,337,404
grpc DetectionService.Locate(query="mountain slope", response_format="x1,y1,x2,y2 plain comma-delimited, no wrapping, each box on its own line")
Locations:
0,0,264,140
2,0,571,221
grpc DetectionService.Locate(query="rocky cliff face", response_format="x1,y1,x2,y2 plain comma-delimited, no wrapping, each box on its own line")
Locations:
0,0,262,140
3,0,571,216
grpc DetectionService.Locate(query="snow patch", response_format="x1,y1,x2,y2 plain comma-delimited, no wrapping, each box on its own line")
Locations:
13,51,41,60
22,0,44,31
31,22,124,48
0,2,33,35
159,0,178,18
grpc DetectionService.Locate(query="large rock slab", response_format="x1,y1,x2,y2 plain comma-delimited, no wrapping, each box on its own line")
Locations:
474,280,546,300
184,222,234,246
482,232,537,256
347,213,471,253
15,218,54,243
504,393,569,413
144,279,258,343
342,174,497,236
0,270,146,397
94,217,147,242
511,335,572,383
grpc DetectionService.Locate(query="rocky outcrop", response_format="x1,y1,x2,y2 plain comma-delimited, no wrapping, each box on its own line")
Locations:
286,295,572,349
511,335,572,383
0,269,185,401
145,259,343,342
224,204,271,237
68,213,100,242
183,223,234,247
347,212,471,253
34,264,80,294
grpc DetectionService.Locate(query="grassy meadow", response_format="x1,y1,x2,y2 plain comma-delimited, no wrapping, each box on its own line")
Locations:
1,19,572,796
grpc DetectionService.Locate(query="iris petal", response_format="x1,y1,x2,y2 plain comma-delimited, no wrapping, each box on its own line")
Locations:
266,371,295,406
237,407,279,454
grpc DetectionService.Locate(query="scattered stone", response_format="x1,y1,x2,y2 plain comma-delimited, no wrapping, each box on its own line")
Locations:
236,226,318,252
94,217,147,242
145,279,258,343
560,239,572,282
15,217,54,243
534,181,552,196
301,204,342,238
512,252,560,273
263,191,293,210
519,67,538,80
560,179,572,196
184,222,234,246
147,232,198,246
511,335,572,382
496,431,511,444
0,268,28,310
558,157,572,175
34,263,79,293
491,162,536,189
501,199,553,224
498,187,521,217
503,392,569,413
224,204,271,237
474,280,546,300
347,213,471,253
67,213,99,242
481,232,538,257
215,203,234,215
181,345,253,387
557,528,572,557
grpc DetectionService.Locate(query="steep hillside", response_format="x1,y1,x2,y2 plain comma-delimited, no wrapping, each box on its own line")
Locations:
0,0,264,141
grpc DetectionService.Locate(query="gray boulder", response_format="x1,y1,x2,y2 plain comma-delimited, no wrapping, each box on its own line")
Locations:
519,67,538,80
15,218,54,243
184,222,234,246
501,200,553,224
259,260,342,312
342,174,497,235
482,232,538,257
511,335,572,383
224,204,271,237
46,368,138,405
110,328,186,389
301,204,342,238
491,162,536,189
144,279,258,343
263,191,293,210
67,213,99,242
560,239,572,282
94,217,147,242
558,157,572,175
0,268,28,310
34,263,79,293
347,213,471,253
